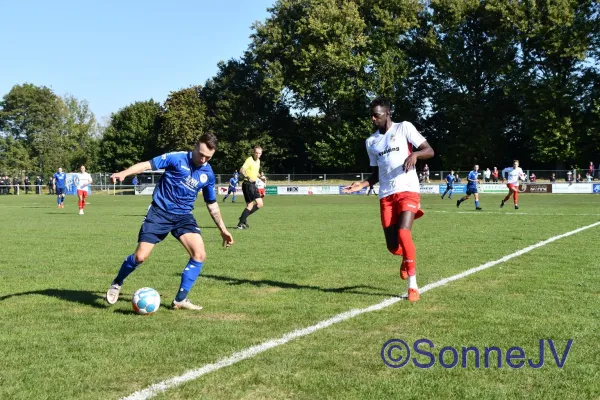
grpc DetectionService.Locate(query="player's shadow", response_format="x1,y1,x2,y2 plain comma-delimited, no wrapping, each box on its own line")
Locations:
0,289,109,308
200,274,399,297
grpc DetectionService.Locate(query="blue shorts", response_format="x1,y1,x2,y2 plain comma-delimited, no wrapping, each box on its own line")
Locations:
446,184,453,190
227,186,237,194
138,203,200,244
466,186,478,195
56,187,66,195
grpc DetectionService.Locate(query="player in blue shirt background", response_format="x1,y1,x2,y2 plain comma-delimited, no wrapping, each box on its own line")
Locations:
441,169,455,199
105,133,234,311
52,167,67,208
222,171,239,203
456,164,482,210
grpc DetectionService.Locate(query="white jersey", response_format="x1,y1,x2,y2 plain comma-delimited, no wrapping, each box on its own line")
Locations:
256,178,265,189
366,122,426,199
502,167,525,185
76,172,92,190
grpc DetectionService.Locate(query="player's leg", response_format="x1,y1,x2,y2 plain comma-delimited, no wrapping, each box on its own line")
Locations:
232,189,236,203
106,205,169,304
106,242,155,305
441,186,448,199
398,208,420,302
172,232,206,310
474,193,482,210
457,193,470,207
238,183,262,228
501,184,512,207
380,195,406,282
77,190,84,213
512,187,519,208
448,188,453,199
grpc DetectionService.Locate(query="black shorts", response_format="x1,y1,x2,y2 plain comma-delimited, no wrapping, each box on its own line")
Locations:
242,181,260,203
466,186,478,195
138,203,200,244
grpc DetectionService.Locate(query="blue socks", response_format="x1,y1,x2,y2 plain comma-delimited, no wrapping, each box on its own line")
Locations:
57,197,61,205
475,200,480,208
175,259,203,302
232,195,236,202
113,254,142,285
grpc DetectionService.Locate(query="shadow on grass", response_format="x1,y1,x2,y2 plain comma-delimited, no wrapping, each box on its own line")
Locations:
0,289,109,308
201,274,400,297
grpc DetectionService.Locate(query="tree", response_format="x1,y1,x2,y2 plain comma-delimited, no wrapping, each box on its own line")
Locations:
156,86,207,152
62,94,101,171
0,83,65,172
99,100,161,172
201,54,298,173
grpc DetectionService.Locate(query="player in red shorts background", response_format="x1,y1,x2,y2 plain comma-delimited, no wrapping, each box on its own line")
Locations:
343,97,434,302
76,165,93,215
501,160,525,210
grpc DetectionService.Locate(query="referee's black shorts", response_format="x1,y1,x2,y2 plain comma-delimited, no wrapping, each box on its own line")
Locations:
242,181,260,203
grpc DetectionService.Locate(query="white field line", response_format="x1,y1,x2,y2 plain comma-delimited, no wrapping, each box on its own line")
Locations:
121,220,600,400
432,210,600,216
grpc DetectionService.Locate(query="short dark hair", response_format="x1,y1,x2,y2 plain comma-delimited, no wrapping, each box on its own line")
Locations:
199,132,218,150
369,97,391,111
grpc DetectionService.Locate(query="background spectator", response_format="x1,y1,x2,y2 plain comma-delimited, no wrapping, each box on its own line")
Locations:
484,168,491,182
491,167,499,183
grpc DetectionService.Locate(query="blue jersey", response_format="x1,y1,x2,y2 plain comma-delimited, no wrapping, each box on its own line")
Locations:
53,172,67,188
445,174,454,186
150,151,217,215
467,170,478,188
229,176,239,188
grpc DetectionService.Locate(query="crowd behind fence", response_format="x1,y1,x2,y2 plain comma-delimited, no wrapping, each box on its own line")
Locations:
1,169,598,196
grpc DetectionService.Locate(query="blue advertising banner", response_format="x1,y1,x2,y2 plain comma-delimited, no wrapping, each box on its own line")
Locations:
438,184,466,194
593,184,600,194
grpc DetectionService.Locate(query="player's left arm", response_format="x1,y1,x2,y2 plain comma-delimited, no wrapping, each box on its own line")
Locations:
403,141,434,172
206,202,234,248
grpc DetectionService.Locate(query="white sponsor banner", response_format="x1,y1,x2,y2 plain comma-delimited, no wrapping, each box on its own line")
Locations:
275,185,341,195
420,184,439,194
135,185,155,195
277,186,316,195
479,184,508,193
552,183,593,194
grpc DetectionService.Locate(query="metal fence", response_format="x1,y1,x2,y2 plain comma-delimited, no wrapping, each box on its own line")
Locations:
0,169,597,196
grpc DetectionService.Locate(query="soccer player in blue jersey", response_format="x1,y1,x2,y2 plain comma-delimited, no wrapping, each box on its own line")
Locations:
52,167,67,208
105,133,234,311
441,169,455,199
456,165,482,210
222,171,239,203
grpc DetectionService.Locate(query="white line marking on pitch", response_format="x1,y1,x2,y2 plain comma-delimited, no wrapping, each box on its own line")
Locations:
121,221,600,400
432,210,600,216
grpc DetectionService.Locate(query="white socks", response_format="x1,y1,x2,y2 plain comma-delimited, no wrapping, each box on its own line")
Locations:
408,275,418,290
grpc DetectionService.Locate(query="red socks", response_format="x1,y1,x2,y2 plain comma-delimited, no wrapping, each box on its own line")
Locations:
399,229,416,276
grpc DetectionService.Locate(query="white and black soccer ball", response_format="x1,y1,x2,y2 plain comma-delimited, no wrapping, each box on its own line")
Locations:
132,287,161,315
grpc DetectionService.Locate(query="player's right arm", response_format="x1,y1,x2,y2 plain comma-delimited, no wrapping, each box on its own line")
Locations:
111,161,152,183
343,138,379,193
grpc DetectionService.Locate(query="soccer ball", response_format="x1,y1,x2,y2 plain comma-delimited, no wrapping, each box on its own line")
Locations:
132,287,161,315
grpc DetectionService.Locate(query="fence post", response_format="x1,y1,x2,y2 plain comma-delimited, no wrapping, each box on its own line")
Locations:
287,174,290,183
324,174,326,183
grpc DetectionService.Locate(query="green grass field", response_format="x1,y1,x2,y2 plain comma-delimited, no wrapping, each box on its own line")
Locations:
0,193,599,400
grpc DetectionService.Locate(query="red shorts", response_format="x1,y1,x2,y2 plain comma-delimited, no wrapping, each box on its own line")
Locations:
77,189,88,199
379,192,424,228
506,184,518,191
258,188,265,198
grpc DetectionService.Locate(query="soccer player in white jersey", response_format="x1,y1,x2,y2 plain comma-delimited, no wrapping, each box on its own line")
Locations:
76,165,93,215
343,97,434,302
501,160,525,210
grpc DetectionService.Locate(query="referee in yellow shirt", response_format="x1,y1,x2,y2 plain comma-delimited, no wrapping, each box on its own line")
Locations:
236,146,266,229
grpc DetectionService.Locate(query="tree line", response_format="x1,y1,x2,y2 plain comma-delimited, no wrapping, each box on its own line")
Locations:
1,0,598,177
